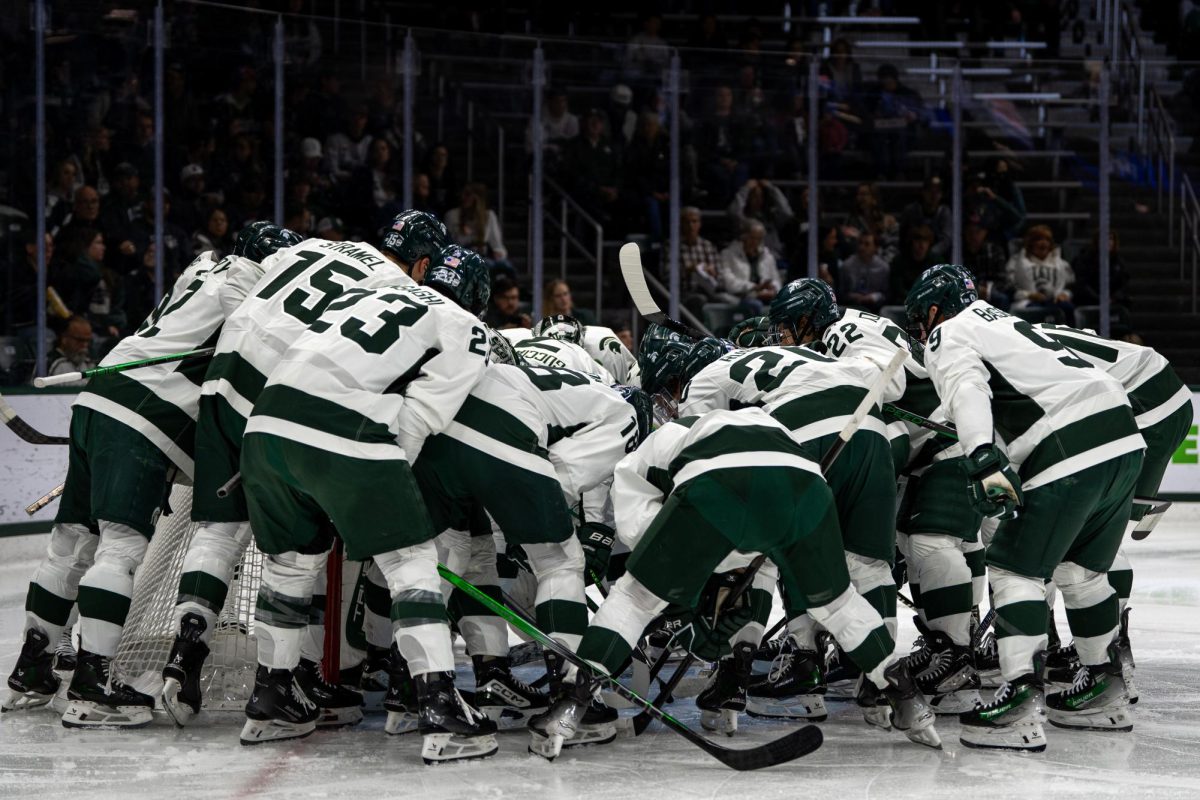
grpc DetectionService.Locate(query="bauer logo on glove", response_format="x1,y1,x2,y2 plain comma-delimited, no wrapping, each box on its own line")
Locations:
965,444,1024,520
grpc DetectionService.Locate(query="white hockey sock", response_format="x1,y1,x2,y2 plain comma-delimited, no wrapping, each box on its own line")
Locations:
1054,561,1119,667
77,522,150,658
374,541,455,676
362,559,393,650
300,562,328,664
25,523,97,644
581,574,666,675
256,550,327,670
1107,548,1133,613
460,532,509,658
908,534,973,646
990,568,1049,681
732,560,778,648
173,520,251,639
846,552,896,641
805,586,893,689
525,538,587,652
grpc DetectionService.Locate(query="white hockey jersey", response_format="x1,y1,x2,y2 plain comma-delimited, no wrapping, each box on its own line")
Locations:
203,238,414,422
246,283,489,463
499,327,534,345
679,345,888,443
514,336,614,383
925,301,1143,489
74,251,241,477
583,325,638,385
1037,323,1190,430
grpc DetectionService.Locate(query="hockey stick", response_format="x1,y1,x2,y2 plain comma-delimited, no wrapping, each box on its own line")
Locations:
0,394,69,445
26,482,64,515
33,347,216,388
216,471,242,499
634,348,910,735
882,403,958,440
970,608,997,649
618,243,708,339
439,563,823,770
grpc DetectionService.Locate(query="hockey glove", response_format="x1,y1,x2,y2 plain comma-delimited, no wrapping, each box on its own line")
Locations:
965,445,1024,520
575,522,616,584
497,544,531,579
674,605,755,662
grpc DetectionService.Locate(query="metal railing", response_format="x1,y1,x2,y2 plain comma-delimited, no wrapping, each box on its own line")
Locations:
1146,86,1176,243
539,176,605,321
1179,174,1199,313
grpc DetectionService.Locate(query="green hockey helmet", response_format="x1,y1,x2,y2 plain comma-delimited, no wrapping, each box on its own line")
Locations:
904,263,978,341
680,336,735,390
532,314,584,345
768,278,840,345
614,384,654,445
727,315,772,348
487,328,523,366
424,245,491,318
233,221,303,263
379,209,449,269
637,323,694,396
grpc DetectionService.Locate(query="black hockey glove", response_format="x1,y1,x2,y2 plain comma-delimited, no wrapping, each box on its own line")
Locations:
497,543,531,579
575,522,616,584
965,445,1023,520
674,605,755,662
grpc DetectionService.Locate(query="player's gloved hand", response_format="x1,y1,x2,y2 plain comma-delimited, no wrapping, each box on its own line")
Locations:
575,522,615,584
497,543,530,579
891,547,908,589
965,445,1023,519
674,605,754,662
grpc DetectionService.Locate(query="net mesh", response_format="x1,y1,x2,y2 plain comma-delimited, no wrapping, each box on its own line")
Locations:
114,484,262,710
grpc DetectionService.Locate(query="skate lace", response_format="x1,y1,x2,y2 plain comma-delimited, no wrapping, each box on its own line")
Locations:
1067,664,1092,694
922,649,952,680
985,681,1014,708
455,688,486,725
767,650,794,683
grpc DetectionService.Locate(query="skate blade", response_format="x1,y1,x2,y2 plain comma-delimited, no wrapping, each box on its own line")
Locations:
1,688,56,712
561,722,617,749
61,700,153,729
959,720,1047,752
422,731,499,764
528,729,564,761
160,678,197,728
700,708,739,736
903,721,943,749
928,688,982,715
480,704,543,730
860,704,893,731
746,694,828,722
239,716,317,745
317,706,364,729
1047,706,1133,732
384,710,420,735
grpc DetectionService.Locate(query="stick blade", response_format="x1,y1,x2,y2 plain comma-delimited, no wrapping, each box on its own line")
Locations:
702,723,824,771
618,242,660,319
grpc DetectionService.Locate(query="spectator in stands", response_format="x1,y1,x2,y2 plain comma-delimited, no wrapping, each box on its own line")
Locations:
964,169,1024,247
611,320,636,354
818,224,844,289
623,111,671,240
350,138,400,230
98,163,143,270
838,230,890,313
981,157,1026,241
820,38,862,104
54,227,124,340
316,216,345,241
284,202,314,238
863,64,922,180
45,315,96,382
213,66,262,140
296,138,337,213
842,182,899,264
425,144,457,217
215,133,266,201
680,206,730,318
889,223,938,302
526,87,579,166
485,274,532,330
727,179,794,268
686,13,730,74
1072,229,1131,309
718,220,781,316
607,85,638,151
226,177,268,230
68,125,112,197
124,243,164,334
3,232,67,335
624,12,670,81
283,0,322,66
900,176,952,260
115,112,155,184
131,192,192,280
1006,225,1075,318
445,183,511,276
192,207,232,258
45,159,79,232
56,185,102,242
565,109,622,223
411,173,435,214
325,105,373,182
543,278,595,325
695,85,749,205
962,219,1012,309
174,164,209,236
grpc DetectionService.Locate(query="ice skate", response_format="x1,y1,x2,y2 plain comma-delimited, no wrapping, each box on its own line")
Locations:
747,639,828,721
384,647,419,735
819,632,862,700
357,644,392,712
879,659,942,748
697,643,753,735
973,630,1002,688
1046,646,1133,732
959,671,1047,752
54,628,77,673
296,658,364,728
751,633,791,674
240,666,319,745
2,629,60,712
473,655,548,728
1115,607,1138,704
1043,641,1081,686
161,612,211,727
915,631,982,715
903,617,936,675
61,650,154,729
527,681,590,761
415,671,498,765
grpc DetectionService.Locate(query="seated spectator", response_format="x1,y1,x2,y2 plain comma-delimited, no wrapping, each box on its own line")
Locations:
565,109,622,223
412,172,435,214
961,220,1012,309
623,112,671,240
174,164,210,235
45,158,79,232
1072,229,1131,308
818,224,844,288
445,183,511,276
625,13,670,80
718,220,781,316
727,179,794,267
425,144,456,216
485,274,532,330
124,242,163,335
863,64,922,180
213,133,265,200
44,315,96,383
193,207,233,258
889,223,938,301
543,279,595,326
842,182,899,264
68,125,112,197
3,231,68,334
1006,225,1075,317
226,178,269,230
325,105,372,182
820,38,863,104
964,169,1024,247
98,163,144,269
838,230,890,313
316,216,345,241
526,88,579,166
607,84,638,151
680,206,726,318
284,202,314,238
695,85,749,205
130,191,193,282
611,320,636,355
55,185,101,242
350,137,400,230
900,176,952,260
54,227,124,340
984,157,1026,241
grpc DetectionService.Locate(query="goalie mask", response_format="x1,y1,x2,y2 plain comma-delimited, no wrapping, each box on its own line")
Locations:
768,278,840,346
424,244,491,318
233,221,303,263
532,314,584,345
904,264,978,342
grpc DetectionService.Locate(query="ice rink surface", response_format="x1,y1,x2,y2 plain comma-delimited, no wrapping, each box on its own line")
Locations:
2,506,1198,800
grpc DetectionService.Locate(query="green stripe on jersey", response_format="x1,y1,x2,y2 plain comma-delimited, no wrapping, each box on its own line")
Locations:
1129,366,1186,418
205,350,270,406
81,371,197,455
1020,405,1139,481
771,385,879,433
667,423,810,477
252,384,395,444
454,395,548,455
983,362,1045,444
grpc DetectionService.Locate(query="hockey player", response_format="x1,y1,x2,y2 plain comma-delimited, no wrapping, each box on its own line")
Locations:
905,264,1144,751
2,227,296,725
529,406,940,759
582,322,639,384
1035,322,1193,699
515,314,614,382
237,247,497,763
161,211,447,727
728,315,772,348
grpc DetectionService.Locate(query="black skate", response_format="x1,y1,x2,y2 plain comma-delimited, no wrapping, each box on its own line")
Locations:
959,668,1047,752
751,634,791,673
1045,644,1132,732
54,628,77,673
973,630,1002,688
2,629,60,712
746,639,828,721
359,644,392,712
61,650,155,729
473,655,549,728
1043,640,1081,686
528,679,617,760
415,671,498,765
240,666,319,744
903,616,936,674
915,631,982,715
384,647,419,735
697,643,754,735
161,612,211,727
296,658,364,728
859,659,942,748
819,631,862,699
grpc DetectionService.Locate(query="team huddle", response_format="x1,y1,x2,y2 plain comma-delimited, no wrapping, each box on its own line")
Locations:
2,208,1190,766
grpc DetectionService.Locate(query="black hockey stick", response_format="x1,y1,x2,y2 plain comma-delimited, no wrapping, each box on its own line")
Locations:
439,564,823,770
0,394,69,445
618,242,708,339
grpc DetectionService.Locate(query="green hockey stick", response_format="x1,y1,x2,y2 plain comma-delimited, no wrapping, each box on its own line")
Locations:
34,347,216,388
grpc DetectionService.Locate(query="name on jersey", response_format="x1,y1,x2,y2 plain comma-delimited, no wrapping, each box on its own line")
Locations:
318,240,386,268
972,307,1010,323
407,285,445,305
